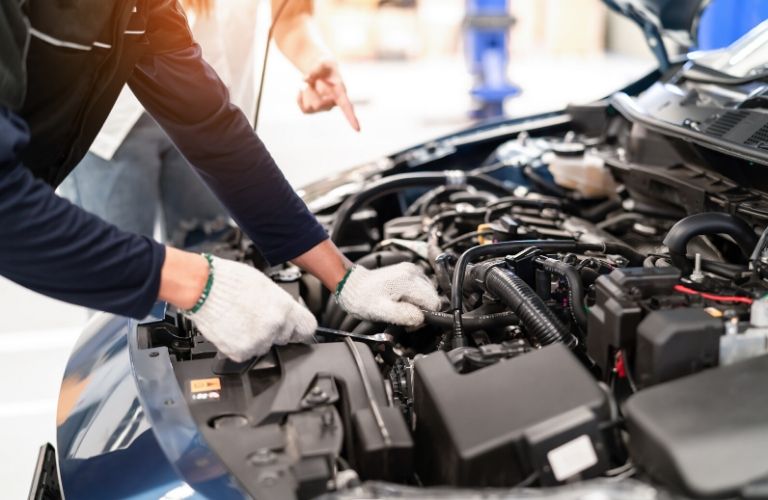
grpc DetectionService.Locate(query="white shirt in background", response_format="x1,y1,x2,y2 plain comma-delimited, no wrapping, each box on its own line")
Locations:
89,0,271,160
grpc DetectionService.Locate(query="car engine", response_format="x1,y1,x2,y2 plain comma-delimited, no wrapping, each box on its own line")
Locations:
134,76,768,498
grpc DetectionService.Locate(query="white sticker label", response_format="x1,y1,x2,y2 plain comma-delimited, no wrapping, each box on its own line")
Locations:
546,435,598,481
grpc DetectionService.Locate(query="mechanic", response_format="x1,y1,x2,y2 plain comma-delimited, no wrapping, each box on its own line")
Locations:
0,0,440,362
59,0,360,246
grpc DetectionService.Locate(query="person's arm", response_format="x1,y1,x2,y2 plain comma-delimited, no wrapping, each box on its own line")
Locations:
291,239,350,290
129,41,330,265
271,0,360,131
0,107,208,318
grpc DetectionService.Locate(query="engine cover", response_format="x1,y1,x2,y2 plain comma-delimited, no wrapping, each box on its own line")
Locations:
625,354,768,498
413,344,611,487
171,341,413,499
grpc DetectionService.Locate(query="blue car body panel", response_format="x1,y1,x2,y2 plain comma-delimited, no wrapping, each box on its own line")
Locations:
56,308,245,499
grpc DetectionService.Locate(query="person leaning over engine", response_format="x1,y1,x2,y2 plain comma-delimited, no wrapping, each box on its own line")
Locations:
59,0,360,246
0,0,439,362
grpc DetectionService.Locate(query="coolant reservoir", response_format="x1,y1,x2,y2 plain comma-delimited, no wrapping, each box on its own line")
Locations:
544,143,615,198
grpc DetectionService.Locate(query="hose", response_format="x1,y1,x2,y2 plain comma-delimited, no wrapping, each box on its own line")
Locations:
433,253,455,294
481,266,575,347
663,212,757,273
422,309,518,331
449,240,643,346
331,172,513,242
536,257,588,329
403,185,466,217
483,196,562,223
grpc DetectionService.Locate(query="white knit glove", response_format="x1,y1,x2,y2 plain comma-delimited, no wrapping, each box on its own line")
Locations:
187,256,317,362
336,262,441,326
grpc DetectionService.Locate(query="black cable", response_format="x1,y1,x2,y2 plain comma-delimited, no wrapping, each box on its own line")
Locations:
421,309,518,331
330,172,513,242
482,196,562,223
536,256,588,329
449,240,644,346
442,230,495,250
480,265,575,347
253,0,292,131
402,185,466,217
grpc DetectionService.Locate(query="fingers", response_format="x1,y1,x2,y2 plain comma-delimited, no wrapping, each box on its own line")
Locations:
297,87,335,114
288,303,318,344
401,277,441,312
304,60,334,85
316,79,360,132
378,300,425,327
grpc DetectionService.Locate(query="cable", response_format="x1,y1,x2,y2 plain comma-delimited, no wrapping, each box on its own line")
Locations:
449,240,644,347
673,284,754,305
536,256,588,329
442,230,495,250
330,172,513,243
477,265,575,347
252,0,292,131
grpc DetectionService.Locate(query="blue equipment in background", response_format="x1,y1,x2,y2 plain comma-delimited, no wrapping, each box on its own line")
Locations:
698,0,768,50
464,0,520,119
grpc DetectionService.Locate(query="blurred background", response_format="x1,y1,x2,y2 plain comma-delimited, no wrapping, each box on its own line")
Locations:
1,0,762,496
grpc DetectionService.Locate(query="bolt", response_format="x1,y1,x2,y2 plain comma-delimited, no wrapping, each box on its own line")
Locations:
690,253,705,283
305,386,329,404
164,399,175,406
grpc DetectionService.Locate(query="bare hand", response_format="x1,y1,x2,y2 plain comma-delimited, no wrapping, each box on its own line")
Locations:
297,60,360,132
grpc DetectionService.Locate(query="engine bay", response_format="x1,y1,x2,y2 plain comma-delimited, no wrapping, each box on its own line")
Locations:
135,67,768,499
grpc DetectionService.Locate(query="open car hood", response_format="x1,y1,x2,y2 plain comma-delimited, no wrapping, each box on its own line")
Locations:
603,0,710,69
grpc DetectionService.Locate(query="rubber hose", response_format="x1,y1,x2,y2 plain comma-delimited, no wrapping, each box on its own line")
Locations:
536,257,588,329
663,212,757,273
403,185,465,217
422,309,518,331
433,253,455,294
355,250,414,269
331,172,513,242
419,186,468,217
484,267,575,347
449,239,643,346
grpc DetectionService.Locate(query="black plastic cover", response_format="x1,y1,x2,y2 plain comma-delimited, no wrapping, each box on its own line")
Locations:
635,308,721,387
413,344,610,487
625,354,768,497
174,342,413,500
587,267,681,377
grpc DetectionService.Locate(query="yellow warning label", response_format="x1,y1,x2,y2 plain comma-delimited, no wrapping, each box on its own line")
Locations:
190,378,221,393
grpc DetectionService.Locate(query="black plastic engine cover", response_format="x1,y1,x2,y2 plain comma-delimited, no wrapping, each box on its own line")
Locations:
635,308,722,388
413,344,611,487
625,354,768,498
174,341,413,500
587,267,681,378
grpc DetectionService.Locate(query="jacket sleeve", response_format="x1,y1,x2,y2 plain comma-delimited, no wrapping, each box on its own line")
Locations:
128,2,328,264
0,108,165,318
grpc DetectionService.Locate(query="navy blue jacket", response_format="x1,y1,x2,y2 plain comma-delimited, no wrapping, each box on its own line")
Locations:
0,0,327,318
